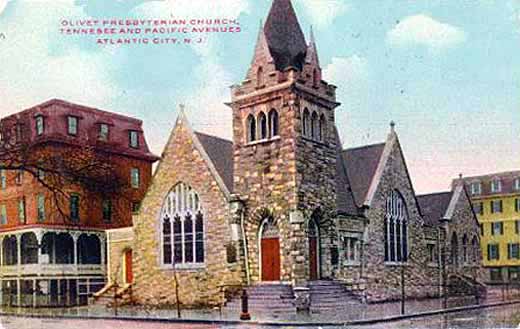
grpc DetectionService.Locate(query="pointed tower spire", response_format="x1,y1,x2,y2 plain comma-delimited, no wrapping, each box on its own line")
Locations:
263,0,307,71
306,25,320,68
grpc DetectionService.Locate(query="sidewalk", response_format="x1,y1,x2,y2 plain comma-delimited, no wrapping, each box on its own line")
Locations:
0,288,519,326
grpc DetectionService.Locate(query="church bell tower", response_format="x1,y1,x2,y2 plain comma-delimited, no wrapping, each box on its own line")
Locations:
230,0,341,284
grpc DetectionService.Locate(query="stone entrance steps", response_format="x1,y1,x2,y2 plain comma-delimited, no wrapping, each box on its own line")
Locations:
223,283,296,314
307,280,360,312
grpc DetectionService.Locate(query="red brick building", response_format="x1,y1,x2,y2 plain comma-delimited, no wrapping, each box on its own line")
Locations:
0,99,158,307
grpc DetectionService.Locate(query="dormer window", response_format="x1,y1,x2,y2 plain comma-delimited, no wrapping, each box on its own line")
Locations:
470,182,481,196
67,116,78,136
35,116,44,136
99,123,109,141
491,179,502,193
129,130,139,149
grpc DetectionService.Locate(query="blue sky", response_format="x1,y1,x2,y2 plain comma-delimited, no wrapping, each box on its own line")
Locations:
0,0,519,193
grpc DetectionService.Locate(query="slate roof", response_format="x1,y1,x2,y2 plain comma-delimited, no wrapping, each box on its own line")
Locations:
454,171,520,197
335,134,361,216
341,143,386,208
194,132,234,193
263,0,308,71
417,191,453,226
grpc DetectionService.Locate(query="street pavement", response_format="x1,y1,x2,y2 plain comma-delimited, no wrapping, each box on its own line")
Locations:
1,304,520,329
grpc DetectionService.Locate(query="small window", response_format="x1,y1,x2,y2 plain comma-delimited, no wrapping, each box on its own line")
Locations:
490,268,502,281
35,116,44,136
268,109,279,138
343,236,360,263
18,198,25,224
509,267,520,282
310,112,318,139
515,178,520,191
491,222,503,235
131,168,140,189
480,223,484,236
319,114,326,142
508,243,520,260
515,198,520,213
0,205,6,225
259,112,268,140
102,199,112,223
491,200,503,213
470,182,481,195
132,202,141,214
37,194,45,222
247,114,256,143
256,66,264,87
99,124,109,141
516,220,520,234
70,195,80,222
473,202,483,215
67,116,78,135
129,131,139,148
427,243,437,263
491,179,502,193
302,108,310,137
488,244,500,260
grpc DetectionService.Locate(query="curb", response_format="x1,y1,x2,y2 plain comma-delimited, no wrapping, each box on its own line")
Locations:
0,299,519,327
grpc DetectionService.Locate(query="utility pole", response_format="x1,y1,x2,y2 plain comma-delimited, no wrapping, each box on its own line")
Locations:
400,263,405,315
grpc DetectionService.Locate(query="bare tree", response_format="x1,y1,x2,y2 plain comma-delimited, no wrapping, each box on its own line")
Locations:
0,116,131,224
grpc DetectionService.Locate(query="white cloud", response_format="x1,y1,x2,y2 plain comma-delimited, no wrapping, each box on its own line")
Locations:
387,14,466,52
0,0,7,16
132,0,250,20
323,55,368,87
0,1,118,115
295,0,348,29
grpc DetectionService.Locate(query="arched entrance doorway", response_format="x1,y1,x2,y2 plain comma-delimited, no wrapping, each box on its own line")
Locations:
260,220,280,281
123,249,133,284
308,219,320,280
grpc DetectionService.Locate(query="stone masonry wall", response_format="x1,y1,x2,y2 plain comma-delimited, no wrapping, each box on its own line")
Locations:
360,138,441,302
132,120,242,307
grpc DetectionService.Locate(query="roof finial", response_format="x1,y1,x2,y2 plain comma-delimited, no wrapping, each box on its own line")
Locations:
179,103,186,115
310,25,315,44
390,120,396,133
459,173,463,179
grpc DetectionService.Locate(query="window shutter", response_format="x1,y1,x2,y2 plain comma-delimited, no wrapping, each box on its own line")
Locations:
508,244,511,259
501,223,504,235
487,245,491,260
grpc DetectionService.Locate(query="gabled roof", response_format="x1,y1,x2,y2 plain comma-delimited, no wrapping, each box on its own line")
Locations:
341,143,386,207
334,131,361,216
194,132,234,193
417,191,453,226
263,0,307,71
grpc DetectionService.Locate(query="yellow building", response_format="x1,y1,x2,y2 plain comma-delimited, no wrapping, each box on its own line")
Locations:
456,171,520,282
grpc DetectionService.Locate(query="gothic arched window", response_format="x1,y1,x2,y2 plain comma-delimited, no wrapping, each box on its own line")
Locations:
384,190,408,263
311,112,318,139
247,114,256,143
318,114,326,142
259,112,268,140
161,183,204,266
269,109,279,138
302,108,310,137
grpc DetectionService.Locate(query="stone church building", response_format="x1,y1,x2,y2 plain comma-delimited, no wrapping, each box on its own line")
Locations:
106,0,485,307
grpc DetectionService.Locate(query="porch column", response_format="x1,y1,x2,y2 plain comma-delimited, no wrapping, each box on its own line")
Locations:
35,230,43,265
0,235,4,266
16,279,20,307
32,279,37,308
16,234,21,270
71,233,79,266
99,233,106,267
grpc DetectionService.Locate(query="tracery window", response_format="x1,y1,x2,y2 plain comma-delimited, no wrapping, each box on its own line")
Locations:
319,114,326,142
161,183,204,266
302,108,310,137
310,112,318,139
384,190,408,263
